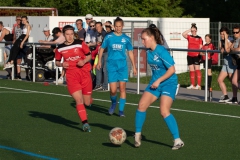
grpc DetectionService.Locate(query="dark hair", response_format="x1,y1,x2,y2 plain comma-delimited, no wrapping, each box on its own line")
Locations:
205,34,212,39
95,22,102,26
233,25,240,31
106,21,112,25
52,27,61,35
114,17,124,26
0,21,3,26
62,25,74,34
21,16,28,20
191,23,197,30
76,19,83,23
142,24,164,45
220,26,229,34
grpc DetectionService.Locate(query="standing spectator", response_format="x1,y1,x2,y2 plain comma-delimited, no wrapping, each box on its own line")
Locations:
97,17,137,117
76,19,86,41
86,20,96,48
42,27,66,84
182,23,203,90
217,27,237,103
93,22,108,91
229,25,240,104
201,34,215,90
0,21,13,78
85,14,94,43
55,25,92,132
4,16,31,69
104,21,114,33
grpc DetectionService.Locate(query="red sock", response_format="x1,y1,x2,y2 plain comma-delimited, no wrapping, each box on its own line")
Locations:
196,70,202,86
190,71,195,86
76,104,87,122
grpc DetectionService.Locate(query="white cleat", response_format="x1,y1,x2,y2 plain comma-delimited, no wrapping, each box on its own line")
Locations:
193,84,201,90
134,133,142,148
172,139,184,150
186,85,195,89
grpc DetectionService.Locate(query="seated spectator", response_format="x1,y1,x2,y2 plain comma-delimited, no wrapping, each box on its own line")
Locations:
38,27,54,47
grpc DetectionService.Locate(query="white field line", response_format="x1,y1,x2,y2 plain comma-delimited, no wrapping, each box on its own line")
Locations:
1,86,240,119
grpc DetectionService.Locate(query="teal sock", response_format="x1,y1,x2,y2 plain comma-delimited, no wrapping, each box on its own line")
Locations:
135,110,146,133
119,98,126,112
164,114,180,139
110,95,117,105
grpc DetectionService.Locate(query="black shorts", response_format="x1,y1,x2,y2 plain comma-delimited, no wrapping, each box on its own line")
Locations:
237,59,240,70
187,55,200,65
202,59,212,69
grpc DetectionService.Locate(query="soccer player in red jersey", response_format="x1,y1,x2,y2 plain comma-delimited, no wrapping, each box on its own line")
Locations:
201,34,215,90
55,25,92,132
182,23,203,90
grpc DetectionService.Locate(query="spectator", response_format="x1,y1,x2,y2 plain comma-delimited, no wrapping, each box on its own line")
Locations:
76,19,86,41
85,20,96,48
200,34,215,90
38,27,54,48
229,25,240,104
104,21,114,33
0,21,13,78
4,16,31,69
217,26,237,103
182,23,203,90
93,22,108,91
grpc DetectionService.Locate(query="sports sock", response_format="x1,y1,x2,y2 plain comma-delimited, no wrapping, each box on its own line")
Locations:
76,104,87,123
196,70,202,86
164,114,180,139
110,95,117,106
135,110,146,133
119,98,126,112
208,75,212,88
190,71,195,86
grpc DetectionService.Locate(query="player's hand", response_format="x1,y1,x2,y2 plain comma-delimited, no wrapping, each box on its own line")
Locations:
62,62,69,68
77,59,85,67
151,80,160,89
133,67,137,76
96,62,102,70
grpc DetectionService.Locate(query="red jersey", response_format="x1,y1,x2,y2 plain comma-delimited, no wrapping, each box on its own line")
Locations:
202,43,215,60
55,40,91,71
187,35,203,57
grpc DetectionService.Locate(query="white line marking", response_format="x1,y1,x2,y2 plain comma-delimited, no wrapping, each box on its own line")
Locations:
1,86,240,119
0,91,33,93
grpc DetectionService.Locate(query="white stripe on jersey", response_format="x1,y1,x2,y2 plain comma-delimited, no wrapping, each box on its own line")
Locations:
58,44,82,52
159,56,173,67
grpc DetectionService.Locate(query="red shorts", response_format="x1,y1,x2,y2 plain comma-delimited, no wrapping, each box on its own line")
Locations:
66,69,92,95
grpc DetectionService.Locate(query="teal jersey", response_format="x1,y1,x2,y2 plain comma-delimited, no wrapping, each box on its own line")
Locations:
147,44,178,86
101,32,133,61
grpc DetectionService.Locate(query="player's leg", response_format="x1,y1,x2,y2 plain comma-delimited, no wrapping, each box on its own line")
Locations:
217,66,230,102
207,59,212,89
108,82,118,115
135,87,158,147
118,81,126,116
194,56,201,90
160,86,184,150
187,56,195,89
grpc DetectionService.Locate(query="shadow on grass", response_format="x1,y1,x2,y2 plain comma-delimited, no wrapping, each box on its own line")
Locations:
91,123,171,148
28,111,81,131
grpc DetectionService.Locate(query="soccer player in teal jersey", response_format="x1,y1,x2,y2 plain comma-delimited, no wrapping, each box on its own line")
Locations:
97,17,137,117
134,25,184,150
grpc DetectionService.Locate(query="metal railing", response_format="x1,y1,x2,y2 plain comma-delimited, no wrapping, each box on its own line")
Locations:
1,41,239,102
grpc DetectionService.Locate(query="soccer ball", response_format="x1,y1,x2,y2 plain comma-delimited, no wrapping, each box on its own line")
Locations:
109,127,127,145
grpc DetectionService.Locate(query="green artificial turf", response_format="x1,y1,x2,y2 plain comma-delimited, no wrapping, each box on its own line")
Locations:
0,80,240,160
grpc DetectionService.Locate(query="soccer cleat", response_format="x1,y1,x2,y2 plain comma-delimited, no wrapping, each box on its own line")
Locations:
26,76,31,81
119,111,125,117
102,88,108,91
172,139,184,150
193,84,201,90
226,97,238,104
15,76,22,81
93,85,102,91
219,95,230,103
82,123,91,132
108,104,117,115
134,133,142,147
186,85,195,89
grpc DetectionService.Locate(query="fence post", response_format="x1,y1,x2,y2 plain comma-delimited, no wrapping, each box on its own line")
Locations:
205,50,208,102
137,47,140,94
55,44,58,85
33,44,36,82
218,21,221,66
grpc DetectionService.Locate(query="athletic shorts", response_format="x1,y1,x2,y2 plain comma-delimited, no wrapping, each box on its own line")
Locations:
187,55,200,65
145,84,177,100
107,59,128,83
66,69,92,95
202,59,212,69
221,64,236,74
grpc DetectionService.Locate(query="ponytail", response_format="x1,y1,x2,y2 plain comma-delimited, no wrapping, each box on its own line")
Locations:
143,24,163,45
191,23,197,30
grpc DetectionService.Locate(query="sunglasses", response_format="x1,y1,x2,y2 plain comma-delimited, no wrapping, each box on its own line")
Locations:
90,25,95,27
86,18,91,20
233,31,240,34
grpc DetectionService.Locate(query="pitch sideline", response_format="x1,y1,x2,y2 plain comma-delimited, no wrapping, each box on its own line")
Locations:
1,86,240,119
